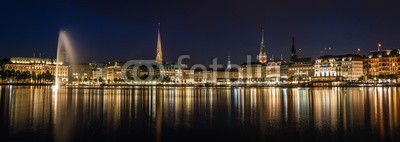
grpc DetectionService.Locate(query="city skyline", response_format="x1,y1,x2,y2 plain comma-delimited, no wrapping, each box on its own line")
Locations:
1,0,400,65
2,1,400,142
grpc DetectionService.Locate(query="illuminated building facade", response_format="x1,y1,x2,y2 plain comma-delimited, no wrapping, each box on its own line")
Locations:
280,60,289,81
288,58,314,81
314,54,363,81
314,55,341,81
90,63,106,82
239,62,264,83
0,57,69,83
367,49,400,79
69,64,92,83
106,61,123,82
159,64,193,84
160,64,177,80
175,69,194,84
194,69,217,84
215,69,239,84
239,60,289,84
92,68,106,81
265,60,282,82
341,55,363,80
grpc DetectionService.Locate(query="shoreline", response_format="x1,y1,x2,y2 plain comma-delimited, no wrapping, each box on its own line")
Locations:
1,82,399,88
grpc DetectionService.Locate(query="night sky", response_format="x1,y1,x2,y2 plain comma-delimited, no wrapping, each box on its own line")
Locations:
1,0,400,65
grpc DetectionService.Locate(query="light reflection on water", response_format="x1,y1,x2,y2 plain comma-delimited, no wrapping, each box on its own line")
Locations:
0,86,399,141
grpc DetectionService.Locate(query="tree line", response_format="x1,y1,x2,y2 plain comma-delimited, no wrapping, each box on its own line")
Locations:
0,69,54,83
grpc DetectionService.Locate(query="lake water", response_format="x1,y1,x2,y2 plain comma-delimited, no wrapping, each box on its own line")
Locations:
1,85,399,141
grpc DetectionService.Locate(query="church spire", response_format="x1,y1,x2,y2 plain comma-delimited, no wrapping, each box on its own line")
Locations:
155,23,163,64
378,43,382,51
227,56,231,70
290,36,297,61
258,29,267,63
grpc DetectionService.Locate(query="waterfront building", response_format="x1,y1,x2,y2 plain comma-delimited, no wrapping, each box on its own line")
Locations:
194,69,217,84
214,57,239,84
288,58,314,82
125,63,161,83
176,69,194,84
193,67,242,85
194,57,238,85
265,60,282,83
0,57,68,83
314,54,363,81
105,61,123,83
239,62,264,83
314,55,340,81
367,48,400,80
160,64,178,82
69,63,92,83
280,60,289,81
193,68,238,85
341,55,363,80
89,62,106,82
214,68,239,84
92,68,106,82
239,60,289,84
158,63,193,84
160,64,194,84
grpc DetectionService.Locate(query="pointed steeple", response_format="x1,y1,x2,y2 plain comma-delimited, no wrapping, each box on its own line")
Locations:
227,56,231,70
261,29,265,46
155,23,163,64
258,29,267,63
290,36,297,61
378,43,382,51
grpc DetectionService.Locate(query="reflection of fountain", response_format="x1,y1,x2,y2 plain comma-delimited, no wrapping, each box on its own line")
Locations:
53,30,75,89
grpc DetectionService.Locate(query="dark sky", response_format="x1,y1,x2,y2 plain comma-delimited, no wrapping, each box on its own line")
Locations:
1,0,400,65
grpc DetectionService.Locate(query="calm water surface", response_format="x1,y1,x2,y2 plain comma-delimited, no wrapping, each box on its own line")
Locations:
0,85,399,141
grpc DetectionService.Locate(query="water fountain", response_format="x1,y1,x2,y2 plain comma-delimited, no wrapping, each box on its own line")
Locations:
53,30,75,89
